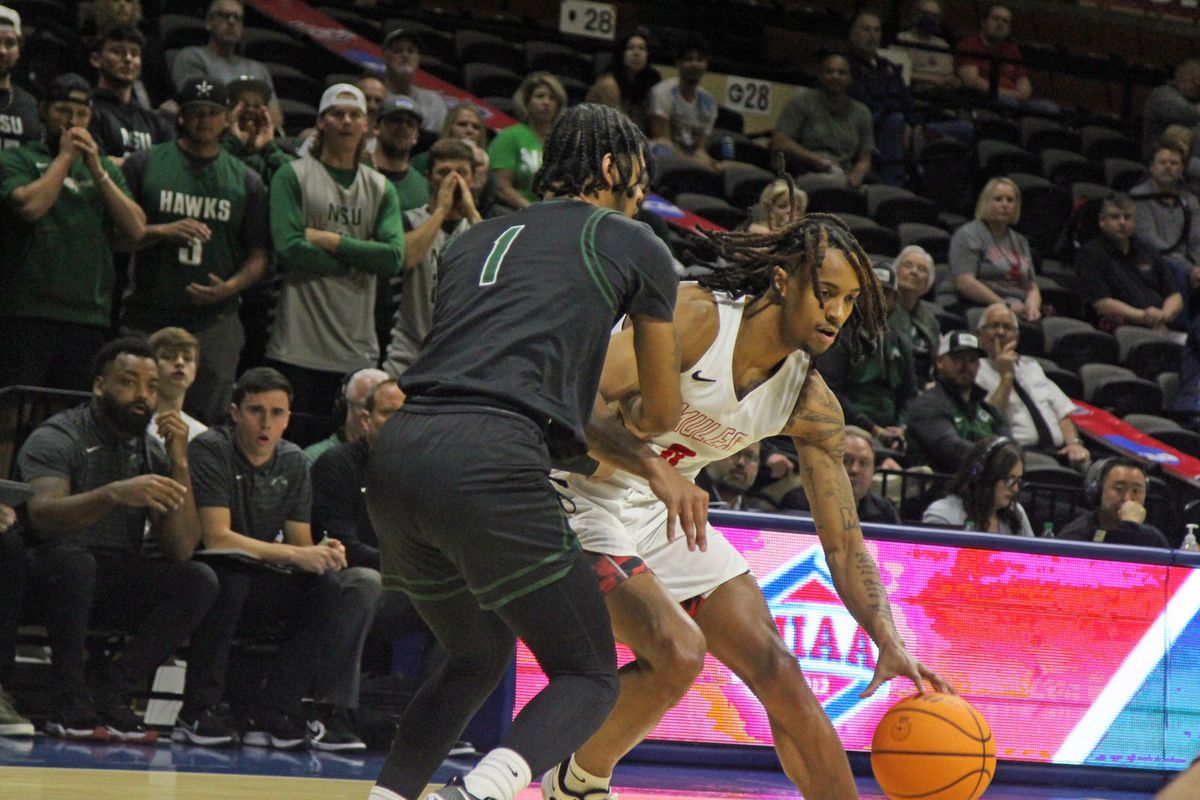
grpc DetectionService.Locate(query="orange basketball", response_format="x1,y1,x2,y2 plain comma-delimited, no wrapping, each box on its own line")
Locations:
871,692,996,800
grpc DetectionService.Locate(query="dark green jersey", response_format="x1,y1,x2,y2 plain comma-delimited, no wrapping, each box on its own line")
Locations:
121,141,268,331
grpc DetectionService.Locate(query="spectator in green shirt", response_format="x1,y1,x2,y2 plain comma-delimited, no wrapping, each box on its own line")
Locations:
488,71,567,209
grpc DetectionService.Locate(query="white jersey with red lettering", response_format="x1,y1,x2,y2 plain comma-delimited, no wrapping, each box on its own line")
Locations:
560,290,811,601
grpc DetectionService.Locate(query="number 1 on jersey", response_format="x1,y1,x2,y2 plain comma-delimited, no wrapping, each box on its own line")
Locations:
479,224,525,286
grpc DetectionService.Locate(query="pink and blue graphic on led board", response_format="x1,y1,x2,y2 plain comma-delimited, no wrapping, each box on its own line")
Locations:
512,523,1200,770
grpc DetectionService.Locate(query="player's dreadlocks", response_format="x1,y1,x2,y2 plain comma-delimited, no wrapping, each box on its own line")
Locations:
690,213,889,358
533,103,651,200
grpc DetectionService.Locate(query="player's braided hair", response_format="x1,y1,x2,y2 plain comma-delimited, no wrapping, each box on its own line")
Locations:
689,213,888,357
533,103,651,200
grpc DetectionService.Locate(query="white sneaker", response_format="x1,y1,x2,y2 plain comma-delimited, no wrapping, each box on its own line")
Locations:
540,760,618,800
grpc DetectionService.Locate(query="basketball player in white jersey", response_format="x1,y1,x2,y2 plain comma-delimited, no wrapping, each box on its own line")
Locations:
544,214,952,800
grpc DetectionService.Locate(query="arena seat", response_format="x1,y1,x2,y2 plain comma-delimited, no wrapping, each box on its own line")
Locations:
1042,317,1118,371
897,223,950,264
865,185,939,228
1081,363,1163,416
1114,326,1185,382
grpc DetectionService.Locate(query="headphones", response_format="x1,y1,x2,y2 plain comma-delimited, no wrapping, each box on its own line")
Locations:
967,436,1013,484
333,368,367,422
1082,457,1146,509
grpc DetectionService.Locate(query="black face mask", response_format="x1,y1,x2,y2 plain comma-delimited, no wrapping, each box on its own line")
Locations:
916,14,940,36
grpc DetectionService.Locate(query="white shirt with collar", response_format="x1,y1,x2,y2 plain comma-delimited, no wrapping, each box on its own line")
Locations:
975,357,1076,448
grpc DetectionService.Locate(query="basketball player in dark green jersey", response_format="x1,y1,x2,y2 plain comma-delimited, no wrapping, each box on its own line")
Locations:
119,77,269,423
365,104,707,800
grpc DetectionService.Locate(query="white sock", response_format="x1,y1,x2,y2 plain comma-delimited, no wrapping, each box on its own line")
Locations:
368,788,407,800
463,748,531,800
564,754,611,794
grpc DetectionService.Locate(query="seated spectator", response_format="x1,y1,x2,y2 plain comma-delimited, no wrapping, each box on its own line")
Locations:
266,83,404,415
303,367,389,465
1078,192,1185,338
746,179,807,234
950,177,1041,321
817,264,917,453
923,435,1034,535
379,25,447,135
974,304,1089,470
696,442,775,511
170,0,281,128
148,327,209,444
648,33,721,172
17,338,217,743
0,73,145,391
955,4,1058,115
0,501,33,738
895,0,960,101
384,138,483,378
1142,59,1200,162
78,0,171,108
587,28,661,132
223,74,291,185
846,10,972,187
890,245,941,384
88,25,173,163
488,71,567,210
410,103,492,207
1058,458,1170,547
0,7,42,151
185,367,361,750
771,52,873,188
906,330,1010,472
1130,143,1200,278
784,426,901,523
1158,125,1200,198
120,77,270,424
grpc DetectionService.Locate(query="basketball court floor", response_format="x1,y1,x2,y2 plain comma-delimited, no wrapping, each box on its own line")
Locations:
0,737,1169,799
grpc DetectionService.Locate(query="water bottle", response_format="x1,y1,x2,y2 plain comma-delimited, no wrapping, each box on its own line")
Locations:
719,135,736,161
1041,522,1055,539
1183,524,1199,551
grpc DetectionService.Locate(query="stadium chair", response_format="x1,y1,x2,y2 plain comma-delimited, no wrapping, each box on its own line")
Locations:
1104,158,1145,192
559,76,589,106
1022,462,1084,489
722,163,774,210
1042,317,1118,372
972,109,1020,144
418,57,462,88
462,63,523,101
1041,149,1105,188
1081,125,1140,163
934,307,966,333
732,140,772,170
1123,413,1182,434
1114,326,1184,382
1071,181,1112,203
1034,356,1083,399
976,139,1040,181
277,98,316,137
897,223,950,264
315,6,381,40
716,106,746,135
865,185,939,228
526,41,595,85
1159,371,1179,410
160,14,208,50
1080,363,1163,416
800,179,867,216
1010,173,1072,256
323,73,359,89
264,63,322,107
481,96,518,117
242,26,310,66
1150,428,1200,460
1040,259,1079,293
933,262,957,309
1020,116,1081,155
842,217,899,257
917,137,974,217
1035,279,1081,321
652,158,723,200
674,193,747,231
455,30,524,73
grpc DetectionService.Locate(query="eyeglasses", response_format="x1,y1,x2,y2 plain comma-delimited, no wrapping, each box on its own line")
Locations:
980,323,1016,333
1002,476,1025,490
211,10,244,22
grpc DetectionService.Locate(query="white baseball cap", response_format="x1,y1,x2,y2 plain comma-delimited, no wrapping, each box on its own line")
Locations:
318,83,367,115
0,6,20,37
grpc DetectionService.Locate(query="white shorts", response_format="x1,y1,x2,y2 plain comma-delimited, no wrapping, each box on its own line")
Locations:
560,473,749,602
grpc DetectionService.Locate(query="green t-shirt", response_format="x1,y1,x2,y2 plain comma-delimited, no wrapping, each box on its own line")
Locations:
121,141,268,331
378,165,429,213
486,123,543,204
0,142,129,327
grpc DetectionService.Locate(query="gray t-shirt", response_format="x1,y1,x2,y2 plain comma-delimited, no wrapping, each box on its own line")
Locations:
774,88,874,170
189,425,310,543
16,404,170,552
171,46,276,96
1130,179,1200,263
649,77,718,154
922,494,1035,536
949,219,1034,300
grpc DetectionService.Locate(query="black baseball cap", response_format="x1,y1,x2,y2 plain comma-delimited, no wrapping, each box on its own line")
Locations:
177,77,230,110
382,25,422,50
44,73,91,105
226,74,272,103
